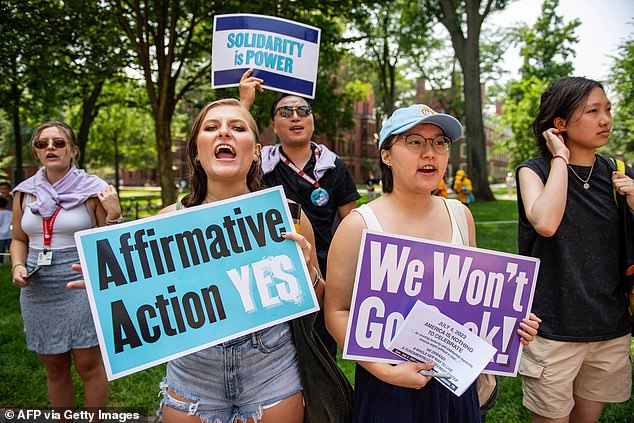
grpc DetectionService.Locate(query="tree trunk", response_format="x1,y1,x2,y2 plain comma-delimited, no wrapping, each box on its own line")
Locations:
155,113,176,206
437,0,494,201
113,131,120,193
11,79,24,183
462,46,494,201
77,81,105,168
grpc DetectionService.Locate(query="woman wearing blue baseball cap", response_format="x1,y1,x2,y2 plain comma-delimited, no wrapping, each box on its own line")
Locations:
325,104,541,422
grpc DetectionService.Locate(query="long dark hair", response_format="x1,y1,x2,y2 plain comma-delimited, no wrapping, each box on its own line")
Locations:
532,77,604,157
30,121,80,165
181,99,263,207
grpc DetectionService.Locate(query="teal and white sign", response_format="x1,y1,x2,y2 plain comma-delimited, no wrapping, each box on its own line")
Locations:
75,187,319,380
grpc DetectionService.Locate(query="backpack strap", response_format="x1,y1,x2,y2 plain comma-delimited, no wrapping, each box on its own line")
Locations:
608,157,626,205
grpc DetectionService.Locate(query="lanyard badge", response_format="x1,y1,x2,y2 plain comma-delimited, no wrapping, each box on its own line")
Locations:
37,206,62,266
280,149,330,207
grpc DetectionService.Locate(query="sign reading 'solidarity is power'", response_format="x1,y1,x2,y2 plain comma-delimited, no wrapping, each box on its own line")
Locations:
75,187,318,380
212,14,321,98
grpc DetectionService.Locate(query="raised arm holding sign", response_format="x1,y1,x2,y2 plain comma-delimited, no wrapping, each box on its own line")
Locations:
212,14,321,99
239,66,360,360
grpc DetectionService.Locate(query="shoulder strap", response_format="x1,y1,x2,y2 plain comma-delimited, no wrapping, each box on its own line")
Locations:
447,199,469,245
352,204,383,231
86,198,97,227
609,157,626,205
176,200,184,210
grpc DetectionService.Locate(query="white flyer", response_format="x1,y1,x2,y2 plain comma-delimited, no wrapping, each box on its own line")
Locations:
387,300,497,397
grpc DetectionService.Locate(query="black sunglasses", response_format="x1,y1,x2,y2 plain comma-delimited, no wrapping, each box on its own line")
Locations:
33,138,67,149
275,105,312,118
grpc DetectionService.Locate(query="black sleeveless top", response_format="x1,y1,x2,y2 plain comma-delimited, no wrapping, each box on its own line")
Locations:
516,155,632,341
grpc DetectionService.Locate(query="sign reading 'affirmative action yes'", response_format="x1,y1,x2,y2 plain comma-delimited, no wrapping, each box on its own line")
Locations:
75,187,319,380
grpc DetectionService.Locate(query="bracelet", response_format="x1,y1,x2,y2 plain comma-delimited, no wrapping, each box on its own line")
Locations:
12,263,27,272
312,265,321,288
105,215,124,225
551,155,569,165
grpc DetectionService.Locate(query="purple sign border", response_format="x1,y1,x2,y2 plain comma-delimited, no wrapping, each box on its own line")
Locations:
343,230,540,376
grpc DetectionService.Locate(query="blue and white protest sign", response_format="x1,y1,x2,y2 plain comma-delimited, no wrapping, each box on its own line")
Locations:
75,187,319,380
212,14,321,98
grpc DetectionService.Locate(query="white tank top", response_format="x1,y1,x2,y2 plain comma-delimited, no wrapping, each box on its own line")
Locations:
352,198,469,246
22,195,94,250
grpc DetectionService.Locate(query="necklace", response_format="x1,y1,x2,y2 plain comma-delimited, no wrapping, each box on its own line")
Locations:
568,156,596,190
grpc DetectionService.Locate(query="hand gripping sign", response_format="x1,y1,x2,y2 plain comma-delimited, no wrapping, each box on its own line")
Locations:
75,187,319,380
343,230,539,376
212,14,321,98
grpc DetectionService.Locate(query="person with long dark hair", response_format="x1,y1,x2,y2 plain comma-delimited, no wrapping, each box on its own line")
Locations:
516,76,634,423
325,104,540,422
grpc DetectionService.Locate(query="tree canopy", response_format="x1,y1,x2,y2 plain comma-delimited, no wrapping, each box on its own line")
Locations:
496,0,580,168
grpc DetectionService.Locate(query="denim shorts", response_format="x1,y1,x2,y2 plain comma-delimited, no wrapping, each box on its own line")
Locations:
159,322,302,423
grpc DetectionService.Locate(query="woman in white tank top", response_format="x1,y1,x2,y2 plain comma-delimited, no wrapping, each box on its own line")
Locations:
11,122,121,413
324,105,541,423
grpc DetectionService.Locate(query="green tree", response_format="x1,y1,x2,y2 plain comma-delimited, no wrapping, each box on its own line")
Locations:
497,0,580,168
517,0,579,82
0,1,73,181
108,0,225,205
86,105,157,191
423,0,510,201
347,0,436,119
109,0,357,204
605,25,634,164
64,0,130,168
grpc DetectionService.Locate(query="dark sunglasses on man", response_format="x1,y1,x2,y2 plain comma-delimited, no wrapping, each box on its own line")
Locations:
275,105,312,118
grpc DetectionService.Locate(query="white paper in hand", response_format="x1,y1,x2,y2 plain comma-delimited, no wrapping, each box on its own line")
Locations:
387,300,497,397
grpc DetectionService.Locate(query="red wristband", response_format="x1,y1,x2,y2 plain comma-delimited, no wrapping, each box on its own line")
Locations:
551,155,569,165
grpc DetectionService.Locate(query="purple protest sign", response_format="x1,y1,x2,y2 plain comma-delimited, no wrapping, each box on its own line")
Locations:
343,230,540,376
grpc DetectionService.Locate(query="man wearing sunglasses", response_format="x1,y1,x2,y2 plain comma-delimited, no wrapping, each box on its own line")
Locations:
240,69,360,359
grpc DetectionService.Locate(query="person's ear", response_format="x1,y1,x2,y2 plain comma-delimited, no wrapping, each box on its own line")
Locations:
553,117,567,131
254,143,261,161
380,149,392,168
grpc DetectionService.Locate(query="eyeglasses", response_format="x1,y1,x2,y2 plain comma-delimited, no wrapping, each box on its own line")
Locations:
275,105,312,118
397,134,451,154
33,138,67,149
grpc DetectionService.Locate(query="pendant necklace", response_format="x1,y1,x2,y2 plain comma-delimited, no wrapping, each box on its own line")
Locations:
568,156,596,190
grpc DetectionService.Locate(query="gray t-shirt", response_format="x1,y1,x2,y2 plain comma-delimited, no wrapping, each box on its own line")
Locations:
517,155,632,341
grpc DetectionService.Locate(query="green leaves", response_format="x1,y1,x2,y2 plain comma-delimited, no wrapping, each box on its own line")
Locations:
498,0,579,168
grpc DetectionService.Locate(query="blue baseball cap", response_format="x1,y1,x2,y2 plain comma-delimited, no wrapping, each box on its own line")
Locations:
378,104,463,148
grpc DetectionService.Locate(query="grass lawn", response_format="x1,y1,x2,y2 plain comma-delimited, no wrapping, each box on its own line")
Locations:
2,198,632,421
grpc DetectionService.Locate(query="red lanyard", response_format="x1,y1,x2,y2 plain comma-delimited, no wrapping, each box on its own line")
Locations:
279,148,321,188
42,206,62,249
